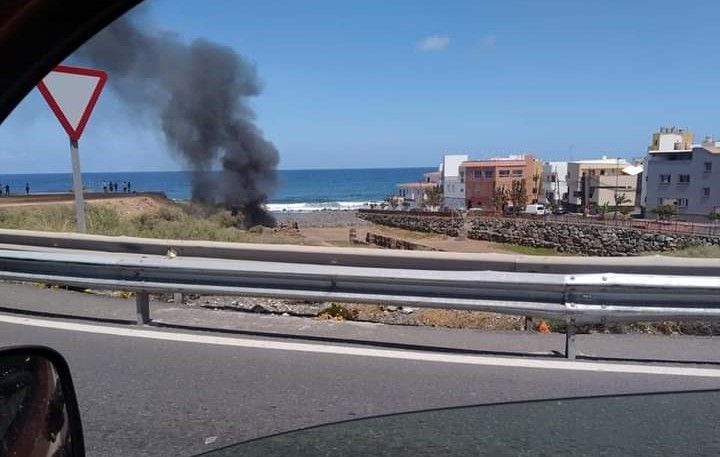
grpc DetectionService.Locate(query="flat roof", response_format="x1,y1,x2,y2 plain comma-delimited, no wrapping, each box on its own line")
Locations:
569,158,630,165
461,160,527,168
397,182,437,189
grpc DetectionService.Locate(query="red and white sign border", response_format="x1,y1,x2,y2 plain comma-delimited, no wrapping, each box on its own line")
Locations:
37,65,108,141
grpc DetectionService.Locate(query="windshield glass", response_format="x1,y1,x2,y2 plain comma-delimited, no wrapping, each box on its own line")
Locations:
1,1,720,456
206,390,720,456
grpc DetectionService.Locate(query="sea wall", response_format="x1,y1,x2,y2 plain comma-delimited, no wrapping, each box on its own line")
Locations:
357,212,720,256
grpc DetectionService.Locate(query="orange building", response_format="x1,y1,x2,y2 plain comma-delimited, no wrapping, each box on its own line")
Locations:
460,154,540,211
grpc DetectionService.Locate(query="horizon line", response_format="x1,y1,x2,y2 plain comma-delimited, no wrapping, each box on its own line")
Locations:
0,165,439,176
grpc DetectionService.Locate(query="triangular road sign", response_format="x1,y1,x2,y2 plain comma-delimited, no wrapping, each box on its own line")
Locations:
37,65,107,141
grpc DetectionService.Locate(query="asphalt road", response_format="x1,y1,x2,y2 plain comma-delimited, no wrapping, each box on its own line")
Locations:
2,315,720,457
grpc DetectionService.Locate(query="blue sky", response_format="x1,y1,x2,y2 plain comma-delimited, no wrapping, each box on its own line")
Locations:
2,0,719,172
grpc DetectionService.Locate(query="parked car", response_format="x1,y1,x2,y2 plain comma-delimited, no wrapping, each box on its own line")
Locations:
524,204,545,215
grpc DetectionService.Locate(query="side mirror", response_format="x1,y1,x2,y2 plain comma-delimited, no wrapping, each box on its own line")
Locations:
0,346,85,456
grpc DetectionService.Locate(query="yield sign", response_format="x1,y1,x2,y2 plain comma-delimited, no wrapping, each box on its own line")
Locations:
37,65,107,141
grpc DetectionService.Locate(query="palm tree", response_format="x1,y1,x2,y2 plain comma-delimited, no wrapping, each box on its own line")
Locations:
424,186,443,211
532,172,541,203
510,180,527,215
493,185,509,215
612,193,632,220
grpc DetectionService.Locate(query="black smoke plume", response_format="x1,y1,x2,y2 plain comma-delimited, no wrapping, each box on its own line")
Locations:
75,12,278,227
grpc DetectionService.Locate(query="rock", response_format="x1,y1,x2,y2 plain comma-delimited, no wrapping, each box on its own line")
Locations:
357,212,719,257
401,306,417,314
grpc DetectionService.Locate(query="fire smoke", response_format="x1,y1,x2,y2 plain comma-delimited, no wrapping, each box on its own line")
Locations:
75,11,278,227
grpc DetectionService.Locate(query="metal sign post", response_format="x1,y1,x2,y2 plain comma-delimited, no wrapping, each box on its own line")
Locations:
69,139,87,233
37,65,107,233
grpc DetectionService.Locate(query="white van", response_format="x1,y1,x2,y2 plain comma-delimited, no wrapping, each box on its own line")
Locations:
524,204,545,215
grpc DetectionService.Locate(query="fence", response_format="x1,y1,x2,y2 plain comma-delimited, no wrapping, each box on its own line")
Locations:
0,239,719,359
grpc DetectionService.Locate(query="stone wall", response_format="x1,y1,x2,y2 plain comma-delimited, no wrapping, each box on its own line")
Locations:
357,213,461,237
357,212,720,256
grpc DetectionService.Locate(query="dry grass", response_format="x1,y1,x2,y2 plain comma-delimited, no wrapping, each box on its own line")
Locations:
667,244,720,258
415,309,522,330
0,198,300,244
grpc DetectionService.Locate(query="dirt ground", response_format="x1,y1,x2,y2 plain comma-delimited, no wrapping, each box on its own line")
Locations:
0,192,171,212
0,195,507,253
87,195,174,218
300,225,508,253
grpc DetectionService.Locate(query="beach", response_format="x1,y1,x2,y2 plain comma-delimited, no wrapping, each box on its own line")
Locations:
272,209,372,228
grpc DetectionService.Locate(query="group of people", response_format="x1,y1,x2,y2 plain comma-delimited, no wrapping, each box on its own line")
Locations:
102,181,132,193
0,183,29,196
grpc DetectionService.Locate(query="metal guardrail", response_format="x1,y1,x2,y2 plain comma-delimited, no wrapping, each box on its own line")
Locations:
0,246,719,359
2,228,720,275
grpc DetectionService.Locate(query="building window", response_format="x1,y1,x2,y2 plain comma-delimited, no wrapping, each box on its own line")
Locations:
703,187,711,197
551,175,556,183
678,198,689,207
498,170,510,177
484,170,494,178
474,170,482,178
659,174,671,184
511,169,523,176
459,171,464,183
679,174,690,184
705,162,712,173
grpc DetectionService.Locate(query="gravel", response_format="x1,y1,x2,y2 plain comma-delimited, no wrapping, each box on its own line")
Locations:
175,294,521,330
272,210,371,228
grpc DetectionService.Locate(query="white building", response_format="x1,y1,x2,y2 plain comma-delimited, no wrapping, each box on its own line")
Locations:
397,182,437,209
440,154,468,209
541,161,568,205
566,156,637,212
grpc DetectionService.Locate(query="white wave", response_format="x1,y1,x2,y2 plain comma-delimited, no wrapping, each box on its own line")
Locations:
266,201,383,212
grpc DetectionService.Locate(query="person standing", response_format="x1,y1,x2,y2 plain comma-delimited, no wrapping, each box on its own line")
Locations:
127,181,132,192
25,183,29,196
4,184,9,195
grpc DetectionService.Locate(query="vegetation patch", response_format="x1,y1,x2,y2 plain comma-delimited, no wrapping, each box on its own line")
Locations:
318,303,358,321
0,201,295,243
666,245,720,258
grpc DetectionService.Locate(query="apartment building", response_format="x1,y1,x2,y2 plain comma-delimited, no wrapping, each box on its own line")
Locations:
566,157,637,213
460,154,539,212
541,161,568,205
440,154,469,209
644,128,720,219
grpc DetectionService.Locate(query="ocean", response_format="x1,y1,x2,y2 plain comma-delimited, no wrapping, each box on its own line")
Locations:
0,168,434,211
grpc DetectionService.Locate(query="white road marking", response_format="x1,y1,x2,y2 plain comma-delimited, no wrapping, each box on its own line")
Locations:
1,313,719,378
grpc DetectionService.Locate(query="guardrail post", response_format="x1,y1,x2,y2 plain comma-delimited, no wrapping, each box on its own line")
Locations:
523,316,534,332
136,292,150,325
565,320,577,360
173,292,184,305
